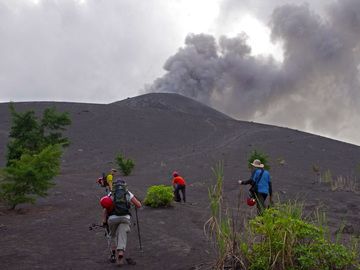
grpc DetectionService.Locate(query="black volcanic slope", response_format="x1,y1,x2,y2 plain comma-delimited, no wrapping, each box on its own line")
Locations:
0,93,359,270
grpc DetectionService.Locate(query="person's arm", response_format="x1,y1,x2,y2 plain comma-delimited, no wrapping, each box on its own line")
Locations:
269,181,273,204
131,196,142,208
238,179,254,185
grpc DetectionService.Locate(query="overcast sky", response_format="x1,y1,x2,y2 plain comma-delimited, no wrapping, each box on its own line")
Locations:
1,0,359,145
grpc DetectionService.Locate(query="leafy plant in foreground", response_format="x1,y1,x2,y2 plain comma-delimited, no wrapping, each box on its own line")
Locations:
243,203,359,270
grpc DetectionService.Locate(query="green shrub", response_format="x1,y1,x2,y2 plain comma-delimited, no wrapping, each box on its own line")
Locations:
245,204,359,270
144,185,173,208
0,144,62,209
115,153,135,176
248,150,270,170
205,163,359,270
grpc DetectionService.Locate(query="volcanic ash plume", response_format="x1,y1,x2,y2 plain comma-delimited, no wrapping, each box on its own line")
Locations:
148,0,360,144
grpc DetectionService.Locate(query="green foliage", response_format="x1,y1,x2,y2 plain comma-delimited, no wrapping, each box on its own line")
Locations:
6,104,71,165
245,204,359,270
248,150,270,170
205,165,359,270
115,153,135,176
144,185,173,208
205,161,241,269
41,107,71,146
1,104,71,209
0,145,62,209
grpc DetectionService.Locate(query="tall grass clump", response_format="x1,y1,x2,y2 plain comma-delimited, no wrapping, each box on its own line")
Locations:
318,169,359,193
204,161,245,269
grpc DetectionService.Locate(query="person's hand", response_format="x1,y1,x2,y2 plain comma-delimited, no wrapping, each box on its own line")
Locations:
102,221,108,227
238,180,242,184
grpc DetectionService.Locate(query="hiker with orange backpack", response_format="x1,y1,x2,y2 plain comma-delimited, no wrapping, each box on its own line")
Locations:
100,179,142,266
172,171,186,203
238,159,272,214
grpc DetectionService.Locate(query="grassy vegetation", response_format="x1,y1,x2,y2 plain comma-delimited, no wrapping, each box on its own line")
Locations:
206,163,359,270
144,185,173,208
115,153,135,176
319,169,359,193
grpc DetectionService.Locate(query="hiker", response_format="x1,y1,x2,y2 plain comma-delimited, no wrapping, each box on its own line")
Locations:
238,159,272,214
96,172,109,191
106,169,117,192
172,171,186,203
102,179,142,266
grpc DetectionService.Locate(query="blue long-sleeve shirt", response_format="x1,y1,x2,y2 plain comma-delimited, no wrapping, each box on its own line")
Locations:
241,168,272,195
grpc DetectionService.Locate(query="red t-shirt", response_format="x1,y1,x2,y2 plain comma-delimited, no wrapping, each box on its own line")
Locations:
173,176,186,186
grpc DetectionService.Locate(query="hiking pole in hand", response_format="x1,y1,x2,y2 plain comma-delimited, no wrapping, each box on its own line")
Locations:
135,207,143,252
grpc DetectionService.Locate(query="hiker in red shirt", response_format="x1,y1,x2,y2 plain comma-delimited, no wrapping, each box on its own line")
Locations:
172,171,186,203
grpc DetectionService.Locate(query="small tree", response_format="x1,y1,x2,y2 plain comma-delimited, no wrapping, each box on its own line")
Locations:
6,104,71,165
116,153,135,176
144,185,173,208
1,104,71,209
0,144,62,209
248,150,270,170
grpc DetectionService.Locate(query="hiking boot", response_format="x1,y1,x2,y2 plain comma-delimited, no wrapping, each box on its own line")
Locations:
109,253,116,263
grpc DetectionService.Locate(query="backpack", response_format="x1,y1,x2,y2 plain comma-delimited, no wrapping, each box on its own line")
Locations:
249,169,265,198
112,181,131,216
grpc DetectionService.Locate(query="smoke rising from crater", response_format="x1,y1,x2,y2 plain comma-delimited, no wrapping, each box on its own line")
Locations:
148,0,360,145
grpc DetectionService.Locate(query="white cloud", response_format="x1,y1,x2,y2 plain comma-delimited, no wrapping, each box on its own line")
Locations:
0,0,205,103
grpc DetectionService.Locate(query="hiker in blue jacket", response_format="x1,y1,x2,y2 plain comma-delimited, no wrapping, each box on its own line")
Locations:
238,159,272,214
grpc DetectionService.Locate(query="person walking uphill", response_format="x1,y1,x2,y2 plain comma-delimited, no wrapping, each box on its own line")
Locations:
172,171,186,203
101,179,142,266
238,159,272,214
106,169,117,192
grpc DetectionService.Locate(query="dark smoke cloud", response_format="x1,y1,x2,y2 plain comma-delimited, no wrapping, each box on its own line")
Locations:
148,0,360,145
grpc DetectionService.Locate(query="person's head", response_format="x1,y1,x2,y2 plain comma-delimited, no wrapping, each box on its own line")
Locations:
250,159,264,170
172,171,179,177
111,168,117,175
114,178,127,187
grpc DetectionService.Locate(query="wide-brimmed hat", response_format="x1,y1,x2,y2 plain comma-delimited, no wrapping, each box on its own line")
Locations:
251,159,264,168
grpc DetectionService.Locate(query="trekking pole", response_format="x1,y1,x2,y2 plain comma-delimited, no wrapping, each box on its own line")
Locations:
135,207,143,251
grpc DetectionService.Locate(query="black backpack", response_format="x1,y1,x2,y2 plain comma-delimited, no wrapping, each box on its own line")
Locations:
113,181,131,216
